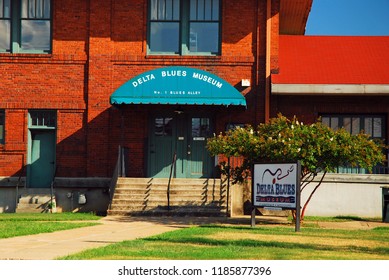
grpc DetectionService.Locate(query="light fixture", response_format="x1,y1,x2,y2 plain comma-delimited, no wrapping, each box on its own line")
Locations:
241,79,251,87
174,107,184,114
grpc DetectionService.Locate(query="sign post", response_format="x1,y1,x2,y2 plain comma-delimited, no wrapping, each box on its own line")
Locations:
251,162,301,232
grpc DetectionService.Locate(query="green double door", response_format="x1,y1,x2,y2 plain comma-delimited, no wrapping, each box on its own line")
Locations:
148,114,214,178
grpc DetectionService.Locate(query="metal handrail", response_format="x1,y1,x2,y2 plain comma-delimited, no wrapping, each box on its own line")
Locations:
49,164,58,212
109,146,122,206
226,157,230,215
167,151,177,211
15,168,25,211
109,146,129,208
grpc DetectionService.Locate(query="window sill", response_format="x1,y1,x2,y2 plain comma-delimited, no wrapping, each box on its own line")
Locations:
111,54,255,65
146,54,221,59
146,52,220,56
0,52,52,56
0,52,53,60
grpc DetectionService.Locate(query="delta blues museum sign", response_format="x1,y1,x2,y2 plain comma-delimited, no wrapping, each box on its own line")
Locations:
110,66,247,107
252,162,300,210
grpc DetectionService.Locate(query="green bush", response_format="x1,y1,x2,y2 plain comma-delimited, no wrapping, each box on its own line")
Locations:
207,114,387,218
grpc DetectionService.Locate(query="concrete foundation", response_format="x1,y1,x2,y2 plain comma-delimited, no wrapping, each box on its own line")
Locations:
1,174,388,218
229,173,389,218
0,177,111,215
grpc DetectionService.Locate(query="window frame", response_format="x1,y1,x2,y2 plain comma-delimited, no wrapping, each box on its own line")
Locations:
0,0,12,52
147,0,221,56
28,110,56,129
0,0,52,54
320,114,387,174
321,114,386,139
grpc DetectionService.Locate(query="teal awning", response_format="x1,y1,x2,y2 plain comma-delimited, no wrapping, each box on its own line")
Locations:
110,66,247,107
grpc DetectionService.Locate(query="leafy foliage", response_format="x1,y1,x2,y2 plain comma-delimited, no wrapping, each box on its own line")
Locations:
207,114,386,181
207,114,387,218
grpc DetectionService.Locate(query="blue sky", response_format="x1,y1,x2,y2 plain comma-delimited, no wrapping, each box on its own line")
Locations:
306,0,389,35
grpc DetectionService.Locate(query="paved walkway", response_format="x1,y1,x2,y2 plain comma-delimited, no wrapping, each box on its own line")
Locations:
0,215,387,260
0,216,191,260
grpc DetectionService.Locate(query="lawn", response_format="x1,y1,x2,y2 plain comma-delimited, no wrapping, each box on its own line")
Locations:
2,213,388,260
0,213,101,239
59,221,389,260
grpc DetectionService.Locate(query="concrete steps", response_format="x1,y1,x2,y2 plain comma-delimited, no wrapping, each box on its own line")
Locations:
16,189,54,213
108,178,227,216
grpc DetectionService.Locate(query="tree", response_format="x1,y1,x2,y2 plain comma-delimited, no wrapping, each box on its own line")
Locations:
207,114,387,219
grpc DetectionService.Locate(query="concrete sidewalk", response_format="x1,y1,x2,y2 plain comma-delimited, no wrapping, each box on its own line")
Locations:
0,215,289,260
0,215,387,260
0,216,193,260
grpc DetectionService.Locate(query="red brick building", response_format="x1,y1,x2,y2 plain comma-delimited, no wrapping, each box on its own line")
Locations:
0,0,303,178
2,1,386,215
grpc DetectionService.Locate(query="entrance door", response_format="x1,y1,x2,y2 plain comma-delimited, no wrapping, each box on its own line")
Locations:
148,114,214,178
29,130,56,188
187,117,213,178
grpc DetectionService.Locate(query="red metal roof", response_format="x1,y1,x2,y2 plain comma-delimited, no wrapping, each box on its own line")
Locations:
272,35,389,85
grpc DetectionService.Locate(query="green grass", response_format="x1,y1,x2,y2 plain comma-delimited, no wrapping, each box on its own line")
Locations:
59,224,389,260
0,213,101,239
3,213,388,260
0,212,102,221
300,215,382,222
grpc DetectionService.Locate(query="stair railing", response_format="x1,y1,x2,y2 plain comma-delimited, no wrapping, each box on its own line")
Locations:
226,157,230,215
167,151,177,211
49,164,58,213
15,166,25,211
109,146,128,208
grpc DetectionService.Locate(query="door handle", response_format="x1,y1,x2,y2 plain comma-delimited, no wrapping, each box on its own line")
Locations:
187,145,191,155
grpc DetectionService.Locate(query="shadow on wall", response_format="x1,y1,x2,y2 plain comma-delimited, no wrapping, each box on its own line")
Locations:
0,108,121,213
0,99,251,214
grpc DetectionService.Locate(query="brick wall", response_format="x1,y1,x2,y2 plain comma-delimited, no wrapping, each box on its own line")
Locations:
0,0,277,178
0,0,89,178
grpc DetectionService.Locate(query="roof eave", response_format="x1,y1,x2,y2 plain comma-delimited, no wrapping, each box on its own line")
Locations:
279,0,313,35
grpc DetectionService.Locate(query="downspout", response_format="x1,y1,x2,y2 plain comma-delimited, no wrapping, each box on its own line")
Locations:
120,108,125,176
265,0,272,123
254,0,260,127
120,108,124,150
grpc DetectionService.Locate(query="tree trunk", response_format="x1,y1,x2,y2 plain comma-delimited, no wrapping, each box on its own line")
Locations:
300,171,327,220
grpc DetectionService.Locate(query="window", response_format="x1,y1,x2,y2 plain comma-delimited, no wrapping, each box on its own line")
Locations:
29,110,56,128
321,114,387,174
154,117,173,136
0,0,51,53
148,0,220,55
192,117,210,137
321,115,385,139
0,110,4,144
0,0,11,51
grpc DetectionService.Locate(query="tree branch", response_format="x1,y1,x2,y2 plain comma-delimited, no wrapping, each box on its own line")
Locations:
301,171,327,219
301,172,316,192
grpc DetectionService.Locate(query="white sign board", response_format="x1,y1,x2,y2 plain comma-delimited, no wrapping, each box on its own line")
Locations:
252,163,299,209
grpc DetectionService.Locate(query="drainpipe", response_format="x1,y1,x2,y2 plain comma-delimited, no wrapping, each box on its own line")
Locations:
120,108,125,177
265,0,272,123
254,0,260,127
120,108,124,148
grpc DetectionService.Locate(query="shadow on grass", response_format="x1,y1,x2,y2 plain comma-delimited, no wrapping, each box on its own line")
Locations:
144,234,389,256
334,216,375,221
